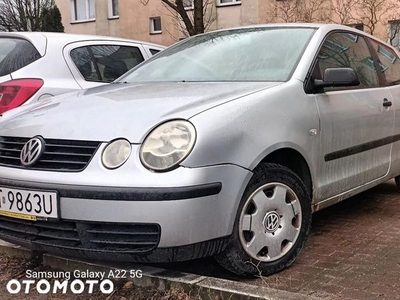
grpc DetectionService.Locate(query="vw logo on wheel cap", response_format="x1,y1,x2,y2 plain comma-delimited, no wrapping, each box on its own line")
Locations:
263,211,280,233
20,137,45,166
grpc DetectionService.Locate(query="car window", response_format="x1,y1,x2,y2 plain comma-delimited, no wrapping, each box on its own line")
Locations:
149,49,161,55
0,38,41,76
70,45,145,82
314,32,379,89
120,27,316,83
368,39,400,86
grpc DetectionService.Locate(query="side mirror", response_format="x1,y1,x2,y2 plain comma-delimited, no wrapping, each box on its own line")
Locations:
314,68,360,89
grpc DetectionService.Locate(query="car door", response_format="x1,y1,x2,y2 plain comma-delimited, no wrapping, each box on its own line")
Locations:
312,31,394,200
63,41,148,89
367,39,400,176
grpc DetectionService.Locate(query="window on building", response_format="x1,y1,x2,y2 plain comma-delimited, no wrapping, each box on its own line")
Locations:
71,0,95,22
108,0,119,18
183,0,194,9
150,17,162,34
217,0,241,6
346,23,364,31
70,45,144,82
389,20,400,49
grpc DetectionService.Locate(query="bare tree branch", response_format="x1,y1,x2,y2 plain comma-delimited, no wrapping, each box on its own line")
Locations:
327,0,359,24
357,0,400,35
267,0,331,23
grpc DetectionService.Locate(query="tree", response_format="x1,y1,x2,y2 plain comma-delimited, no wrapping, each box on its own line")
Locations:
0,0,59,32
140,0,217,37
40,4,64,32
356,0,400,36
329,0,358,24
267,0,302,23
268,0,331,23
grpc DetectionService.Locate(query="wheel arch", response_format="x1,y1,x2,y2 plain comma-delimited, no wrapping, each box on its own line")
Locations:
252,146,314,199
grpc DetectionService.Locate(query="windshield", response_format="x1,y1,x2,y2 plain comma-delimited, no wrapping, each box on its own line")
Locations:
120,27,316,83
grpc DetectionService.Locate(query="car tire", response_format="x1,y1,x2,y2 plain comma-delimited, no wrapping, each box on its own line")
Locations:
215,163,312,277
395,176,400,192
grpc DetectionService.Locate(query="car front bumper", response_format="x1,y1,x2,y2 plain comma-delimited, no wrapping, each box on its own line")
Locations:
0,145,252,261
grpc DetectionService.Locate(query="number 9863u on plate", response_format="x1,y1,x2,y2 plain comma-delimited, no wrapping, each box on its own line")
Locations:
0,187,58,221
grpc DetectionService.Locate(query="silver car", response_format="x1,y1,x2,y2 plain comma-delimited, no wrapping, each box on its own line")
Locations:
0,32,164,114
0,23,399,277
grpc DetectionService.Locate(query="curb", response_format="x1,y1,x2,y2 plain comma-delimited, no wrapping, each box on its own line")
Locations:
0,241,320,300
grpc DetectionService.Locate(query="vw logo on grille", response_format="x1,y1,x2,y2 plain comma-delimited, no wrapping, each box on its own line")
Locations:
264,211,280,233
20,137,45,166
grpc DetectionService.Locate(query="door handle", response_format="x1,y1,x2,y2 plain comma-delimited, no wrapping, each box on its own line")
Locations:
383,98,392,107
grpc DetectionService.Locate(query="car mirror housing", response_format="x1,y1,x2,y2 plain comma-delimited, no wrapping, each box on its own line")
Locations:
314,68,360,89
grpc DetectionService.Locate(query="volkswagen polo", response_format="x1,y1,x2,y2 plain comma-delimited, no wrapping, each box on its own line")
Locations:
0,23,400,277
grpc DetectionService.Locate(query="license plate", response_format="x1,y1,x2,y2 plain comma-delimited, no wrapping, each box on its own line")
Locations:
0,186,58,221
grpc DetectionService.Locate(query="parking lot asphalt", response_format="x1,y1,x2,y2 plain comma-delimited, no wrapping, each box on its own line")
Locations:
167,179,400,299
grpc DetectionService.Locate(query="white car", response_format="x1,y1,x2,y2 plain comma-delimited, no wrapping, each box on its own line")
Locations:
0,32,165,113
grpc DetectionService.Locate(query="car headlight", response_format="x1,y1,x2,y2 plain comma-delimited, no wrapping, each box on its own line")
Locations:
102,139,132,169
140,120,196,171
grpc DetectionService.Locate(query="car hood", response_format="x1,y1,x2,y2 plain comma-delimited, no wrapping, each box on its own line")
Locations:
0,82,281,142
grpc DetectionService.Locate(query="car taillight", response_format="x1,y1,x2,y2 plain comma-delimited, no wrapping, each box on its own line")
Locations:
0,79,44,114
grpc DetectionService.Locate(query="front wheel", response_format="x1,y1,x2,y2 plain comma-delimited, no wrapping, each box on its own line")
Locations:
395,176,400,192
216,163,312,277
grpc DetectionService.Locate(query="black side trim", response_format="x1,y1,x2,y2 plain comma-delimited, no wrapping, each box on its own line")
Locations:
0,178,222,201
325,134,400,162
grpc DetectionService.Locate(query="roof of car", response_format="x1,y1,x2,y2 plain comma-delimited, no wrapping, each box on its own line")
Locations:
212,23,360,33
0,31,164,46
197,23,386,48
0,31,165,56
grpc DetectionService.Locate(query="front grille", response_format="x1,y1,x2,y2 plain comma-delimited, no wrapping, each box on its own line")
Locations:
0,216,160,253
0,136,100,172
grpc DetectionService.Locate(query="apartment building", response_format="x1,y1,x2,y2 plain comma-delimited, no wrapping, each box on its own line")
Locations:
56,0,400,47
55,0,259,46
